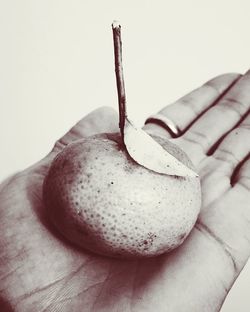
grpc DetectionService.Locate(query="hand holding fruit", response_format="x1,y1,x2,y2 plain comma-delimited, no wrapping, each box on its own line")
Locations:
0,23,250,310
43,23,201,258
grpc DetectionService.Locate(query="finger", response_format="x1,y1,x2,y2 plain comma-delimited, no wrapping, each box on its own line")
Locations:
143,73,241,138
180,71,250,164
53,106,119,152
196,114,250,205
209,113,250,180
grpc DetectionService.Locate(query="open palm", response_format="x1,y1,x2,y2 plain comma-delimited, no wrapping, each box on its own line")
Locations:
0,72,249,312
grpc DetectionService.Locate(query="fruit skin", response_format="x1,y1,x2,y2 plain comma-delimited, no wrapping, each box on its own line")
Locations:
43,132,201,258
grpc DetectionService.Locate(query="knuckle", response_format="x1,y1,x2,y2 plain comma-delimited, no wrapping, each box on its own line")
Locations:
184,129,209,151
203,82,220,96
217,98,246,118
215,148,240,168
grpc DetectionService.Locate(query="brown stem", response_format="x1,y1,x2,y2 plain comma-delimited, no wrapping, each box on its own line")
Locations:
112,21,127,138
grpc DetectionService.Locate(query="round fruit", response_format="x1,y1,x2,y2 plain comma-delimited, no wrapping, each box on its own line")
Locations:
43,132,201,258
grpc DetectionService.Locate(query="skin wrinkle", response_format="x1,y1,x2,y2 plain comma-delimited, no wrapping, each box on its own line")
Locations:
181,136,205,151
215,102,243,119
56,136,73,149
195,220,238,274
178,98,201,115
129,261,139,312
52,280,107,306
127,257,169,312
214,152,240,169
88,262,138,312
90,263,112,312
56,124,87,148
39,282,102,312
13,275,63,311
54,139,67,151
13,259,94,310
37,263,88,312
0,264,22,283
241,123,250,130
186,130,209,150
204,81,221,96
189,130,208,140
45,263,88,307
224,97,246,112
233,109,250,128
14,272,69,305
0,245,28,269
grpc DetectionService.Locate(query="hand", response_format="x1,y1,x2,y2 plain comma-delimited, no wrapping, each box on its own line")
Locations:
0,72,249,312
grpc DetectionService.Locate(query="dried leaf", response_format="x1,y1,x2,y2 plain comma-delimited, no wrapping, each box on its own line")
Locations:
124,118,198,178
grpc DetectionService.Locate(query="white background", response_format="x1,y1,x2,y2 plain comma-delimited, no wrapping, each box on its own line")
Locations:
0,1,249,310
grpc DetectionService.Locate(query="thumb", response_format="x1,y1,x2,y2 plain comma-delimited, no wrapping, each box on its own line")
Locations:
52,106,119,153
28,106,119,175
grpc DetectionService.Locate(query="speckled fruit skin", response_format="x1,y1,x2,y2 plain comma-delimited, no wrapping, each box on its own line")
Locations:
43,133,201,258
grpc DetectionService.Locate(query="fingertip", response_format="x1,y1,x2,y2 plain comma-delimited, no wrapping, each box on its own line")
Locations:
78,105,119,134
204,73,242,94
90,105,118,118
209,72,242,81
244,68,250,75
53,106,119,153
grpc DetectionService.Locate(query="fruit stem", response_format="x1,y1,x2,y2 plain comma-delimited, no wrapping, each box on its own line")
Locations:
112,21,127,138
